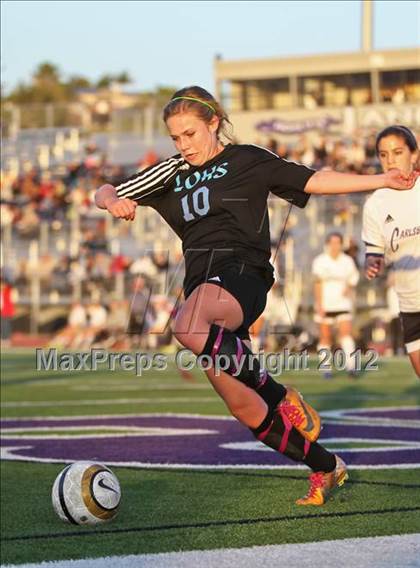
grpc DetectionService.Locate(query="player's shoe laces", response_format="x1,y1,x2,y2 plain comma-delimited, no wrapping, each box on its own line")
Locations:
296,456,348,506
278,386,321,442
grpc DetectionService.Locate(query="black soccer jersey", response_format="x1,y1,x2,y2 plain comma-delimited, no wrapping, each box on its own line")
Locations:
116,144,315,296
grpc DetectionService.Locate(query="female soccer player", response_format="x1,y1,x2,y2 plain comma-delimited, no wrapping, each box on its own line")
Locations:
362,125,420,378
312,232,359,378
95,87,417,505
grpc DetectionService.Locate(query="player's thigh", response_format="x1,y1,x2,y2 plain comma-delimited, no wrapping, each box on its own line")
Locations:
338,318,353,337
319,322,332,343
175,283,244,335
408,350,420,378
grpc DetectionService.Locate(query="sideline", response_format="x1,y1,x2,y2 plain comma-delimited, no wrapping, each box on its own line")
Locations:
3,533,420,568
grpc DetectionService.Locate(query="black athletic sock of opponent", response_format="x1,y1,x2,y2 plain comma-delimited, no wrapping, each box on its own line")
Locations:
252,409,336,472
201,323,286,408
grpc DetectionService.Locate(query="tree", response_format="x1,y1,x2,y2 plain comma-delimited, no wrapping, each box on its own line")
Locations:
96,74,113,89
96,72,132,88
115,71,132,85
68,75,92,89
33,62,61,85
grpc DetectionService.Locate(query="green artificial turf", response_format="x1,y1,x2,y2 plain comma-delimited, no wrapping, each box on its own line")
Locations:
1,351,419,565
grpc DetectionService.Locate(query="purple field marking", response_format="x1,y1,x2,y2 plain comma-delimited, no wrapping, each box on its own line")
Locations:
1,410,420,468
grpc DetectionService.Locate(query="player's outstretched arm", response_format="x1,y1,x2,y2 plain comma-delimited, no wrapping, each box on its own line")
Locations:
95,155,186,221
95,184,137,221
304,168,418,195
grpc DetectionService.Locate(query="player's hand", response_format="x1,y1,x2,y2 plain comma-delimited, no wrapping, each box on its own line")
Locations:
316,305,325,318
384,168,419,190
365,255,385,280
105,197,137,221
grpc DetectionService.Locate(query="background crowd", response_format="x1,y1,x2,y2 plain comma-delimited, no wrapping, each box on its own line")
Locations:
0,130,405,354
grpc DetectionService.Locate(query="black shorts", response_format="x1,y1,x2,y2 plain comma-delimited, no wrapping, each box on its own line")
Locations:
325,311,350,318
400,311,420,352
314,310,351,325
188,264,271,341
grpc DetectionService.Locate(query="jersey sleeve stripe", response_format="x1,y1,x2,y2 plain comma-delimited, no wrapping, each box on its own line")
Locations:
115,157,185,200
117,166,177,198
117,157,183,190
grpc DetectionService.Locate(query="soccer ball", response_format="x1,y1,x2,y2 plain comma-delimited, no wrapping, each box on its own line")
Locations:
52,461,121,525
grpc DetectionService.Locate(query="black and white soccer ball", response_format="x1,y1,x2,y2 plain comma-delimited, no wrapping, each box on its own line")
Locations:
52,461,121,525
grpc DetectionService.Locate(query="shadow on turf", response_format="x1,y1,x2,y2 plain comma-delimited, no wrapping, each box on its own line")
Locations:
116,468,420,490
3,506,420,542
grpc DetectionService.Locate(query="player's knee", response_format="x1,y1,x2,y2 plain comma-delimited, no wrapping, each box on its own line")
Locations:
229,401,254,424
173,322,208,354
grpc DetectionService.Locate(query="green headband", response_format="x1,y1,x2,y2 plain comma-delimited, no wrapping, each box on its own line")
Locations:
170,96,216,114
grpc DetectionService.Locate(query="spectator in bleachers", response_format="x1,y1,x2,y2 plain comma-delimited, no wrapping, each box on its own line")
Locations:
152,250,170,274
15,202,40,237
110,253,130,276
76,300,108,349
38,254,57,285
129,253,158,280
1,277,15,348
127,276,154,348
148,295,173,349
138,150,159,170
103,299,130,349
49,301,87,349
2,130,403,351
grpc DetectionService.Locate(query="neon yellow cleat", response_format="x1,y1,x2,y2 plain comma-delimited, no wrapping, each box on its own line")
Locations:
296,456,348,506
278,386,322,442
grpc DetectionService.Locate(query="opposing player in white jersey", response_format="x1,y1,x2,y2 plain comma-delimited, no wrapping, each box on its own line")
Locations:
312,232,360,377
362,125,420,378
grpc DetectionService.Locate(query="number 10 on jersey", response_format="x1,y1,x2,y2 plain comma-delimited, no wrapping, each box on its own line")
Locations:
181,186,210,222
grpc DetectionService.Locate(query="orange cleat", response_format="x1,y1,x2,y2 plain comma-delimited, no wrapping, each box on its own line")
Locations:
278,386,321,442
296,456,348,506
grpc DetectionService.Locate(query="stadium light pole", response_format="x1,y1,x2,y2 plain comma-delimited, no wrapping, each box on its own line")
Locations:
362,0,373,52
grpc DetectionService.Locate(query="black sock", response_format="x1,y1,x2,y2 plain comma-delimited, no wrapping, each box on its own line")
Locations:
303,444,336,473
256,370,287,409
252,410,336,472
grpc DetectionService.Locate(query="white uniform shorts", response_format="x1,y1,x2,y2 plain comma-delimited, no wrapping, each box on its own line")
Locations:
314,310,352,326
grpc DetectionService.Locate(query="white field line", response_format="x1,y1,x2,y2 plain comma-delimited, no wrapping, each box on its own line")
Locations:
322,406,420,428
1,448,420,470
3,534,420,568
24,383,211,390
322,405,420,416
1,407,419,425
1,426,217,440
1,397,217,408
1,423,418,452
16,381,410,401
220,438,420,453
70,384,211,391
0,412,236,422
2,409,420,431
